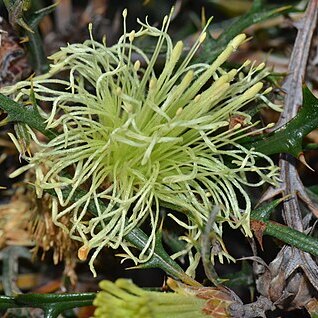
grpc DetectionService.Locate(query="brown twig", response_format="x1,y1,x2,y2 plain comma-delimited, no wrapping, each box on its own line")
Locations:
258,0,318,302
278,0,318,127
261,0,318,238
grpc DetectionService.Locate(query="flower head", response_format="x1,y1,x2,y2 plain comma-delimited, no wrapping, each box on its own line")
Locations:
2,9,279,275
93,278,235,318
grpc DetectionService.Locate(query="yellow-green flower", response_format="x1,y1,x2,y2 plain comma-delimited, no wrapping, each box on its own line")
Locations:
93,278,235,318
2,9,279,275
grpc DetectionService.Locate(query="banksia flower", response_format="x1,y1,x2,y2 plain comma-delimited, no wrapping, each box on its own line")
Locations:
93,278,235,318
2,9,279,274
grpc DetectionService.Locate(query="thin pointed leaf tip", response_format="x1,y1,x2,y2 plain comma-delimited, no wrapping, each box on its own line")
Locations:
1,9,280,275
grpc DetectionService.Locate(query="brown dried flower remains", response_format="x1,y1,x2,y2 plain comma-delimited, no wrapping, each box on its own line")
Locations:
0,174,79,282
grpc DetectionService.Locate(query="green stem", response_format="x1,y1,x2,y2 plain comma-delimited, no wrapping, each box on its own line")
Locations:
303,143,318,151
251,198,318,257
0,293,95,318
0,295,17,310
124,228,200,286
264,221,318,256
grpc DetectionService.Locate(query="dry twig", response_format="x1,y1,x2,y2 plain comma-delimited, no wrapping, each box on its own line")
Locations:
257,0,318,309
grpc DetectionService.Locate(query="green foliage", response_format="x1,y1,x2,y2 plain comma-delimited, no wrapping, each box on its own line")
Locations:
222,261,254,288
0,93,56,140
243,86,318,157
0,293,95,318
251,198,318,257
196,0,294,64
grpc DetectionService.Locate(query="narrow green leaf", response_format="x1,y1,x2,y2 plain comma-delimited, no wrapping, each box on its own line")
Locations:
251,197,285,221
304,143,318,151
243,86,318,156
16,293,95,318
25,2,60,73
0,293,95,318
28,2,59,29
307,185,318,196
0,295,17,310
27,30,49,74
162,229,187,255
223,261,254,288
264,221,318,257
127,230,198,285
251,199,318,257
196,1,293,64
0,93,57,140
